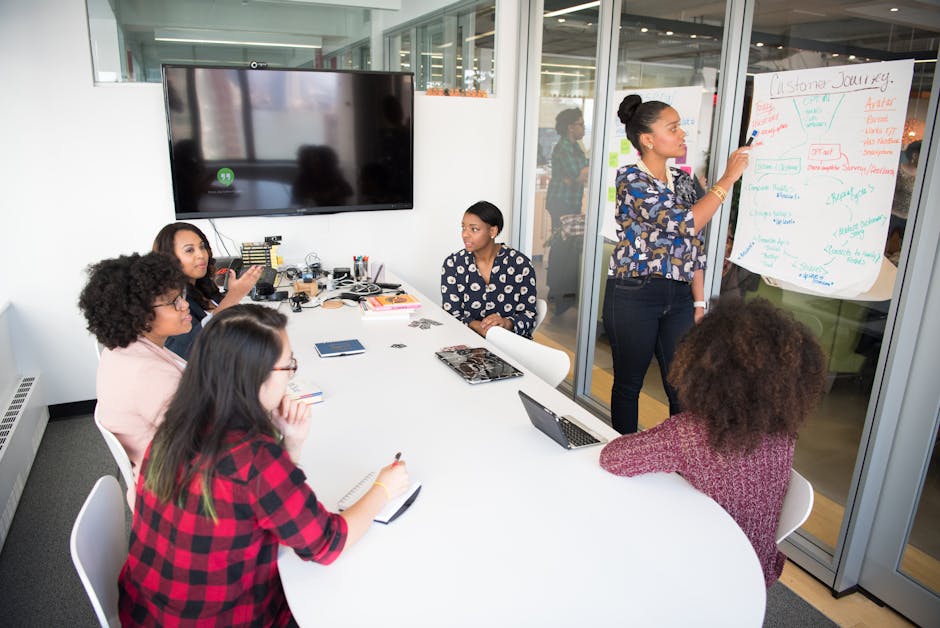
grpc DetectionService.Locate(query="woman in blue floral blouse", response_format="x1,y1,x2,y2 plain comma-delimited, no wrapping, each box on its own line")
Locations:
604,94,751,434
441,201,539,338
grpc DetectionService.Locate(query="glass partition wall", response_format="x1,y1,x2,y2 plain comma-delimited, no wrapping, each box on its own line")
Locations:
717,1,939,600
519,1,939,621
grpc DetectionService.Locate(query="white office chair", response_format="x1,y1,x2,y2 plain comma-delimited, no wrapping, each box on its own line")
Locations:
534,298,548,331
486,326,570,388
776,468,814,544
70,475,127,628
93,406,136,495
94,337,104,361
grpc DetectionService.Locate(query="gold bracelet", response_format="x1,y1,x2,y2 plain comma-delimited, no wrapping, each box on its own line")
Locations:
708,185,728,203
373,481,391,501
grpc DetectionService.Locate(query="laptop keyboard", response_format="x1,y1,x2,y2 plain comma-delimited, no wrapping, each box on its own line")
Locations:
559,417,600,447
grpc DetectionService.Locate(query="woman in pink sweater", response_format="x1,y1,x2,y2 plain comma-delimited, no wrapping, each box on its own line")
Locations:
599,297,826,587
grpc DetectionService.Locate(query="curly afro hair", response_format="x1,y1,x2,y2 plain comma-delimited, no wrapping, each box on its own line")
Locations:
78,252,186,350
668,296,827,453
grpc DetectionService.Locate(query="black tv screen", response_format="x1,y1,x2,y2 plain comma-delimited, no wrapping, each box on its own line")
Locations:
162,65,414,219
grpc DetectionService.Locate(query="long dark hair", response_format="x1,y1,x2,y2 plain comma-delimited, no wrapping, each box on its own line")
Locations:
668,297,827,453
145,304,288,520
153,222,221,310
617,95,670,157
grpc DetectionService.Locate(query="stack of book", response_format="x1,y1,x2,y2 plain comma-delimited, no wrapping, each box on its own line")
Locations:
360,293,422,320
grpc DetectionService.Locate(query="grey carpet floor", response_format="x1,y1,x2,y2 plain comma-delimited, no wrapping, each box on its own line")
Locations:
0,415,837,627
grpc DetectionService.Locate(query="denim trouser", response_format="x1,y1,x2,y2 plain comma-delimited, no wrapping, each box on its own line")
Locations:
602,275,693,434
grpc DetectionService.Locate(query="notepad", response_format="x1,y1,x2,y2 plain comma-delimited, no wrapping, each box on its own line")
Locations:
314,339,365,357
337,472,422,524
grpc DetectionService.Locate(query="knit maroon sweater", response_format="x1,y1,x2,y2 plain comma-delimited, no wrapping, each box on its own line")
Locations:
599,412,794,587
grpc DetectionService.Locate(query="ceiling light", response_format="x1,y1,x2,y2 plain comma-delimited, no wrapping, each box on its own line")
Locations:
690,34,697,39
666,30,674,35
466,30,495,42
558,18,566,23
890,7,899,11
641,27,648,33
154,36,321,49
154,28,321,49
777,45,784,49
756,42,764,47
849,55,856,59
833,53,839,57
544,1,601,18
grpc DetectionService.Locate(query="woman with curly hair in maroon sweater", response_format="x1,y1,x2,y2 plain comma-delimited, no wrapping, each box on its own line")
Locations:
599,296,827,587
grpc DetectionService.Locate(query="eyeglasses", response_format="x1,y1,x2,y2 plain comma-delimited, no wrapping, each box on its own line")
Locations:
272,356,298,378
154,289,187,311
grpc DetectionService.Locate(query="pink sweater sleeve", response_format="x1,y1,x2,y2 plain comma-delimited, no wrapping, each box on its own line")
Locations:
599,416,684,477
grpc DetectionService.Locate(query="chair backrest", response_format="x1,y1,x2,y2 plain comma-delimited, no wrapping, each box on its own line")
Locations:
776,468,814,544
534,299,548,331
93,407,136,493
94,337,104,361
486,326,570,388
70,475,127,628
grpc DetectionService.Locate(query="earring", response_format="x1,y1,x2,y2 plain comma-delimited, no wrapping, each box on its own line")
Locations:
647,144,653,150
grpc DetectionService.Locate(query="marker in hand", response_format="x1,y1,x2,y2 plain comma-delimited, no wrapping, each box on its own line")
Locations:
745,129,758,146
392,452,402,467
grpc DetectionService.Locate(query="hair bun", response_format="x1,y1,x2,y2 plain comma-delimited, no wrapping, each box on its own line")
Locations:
618,94,642,125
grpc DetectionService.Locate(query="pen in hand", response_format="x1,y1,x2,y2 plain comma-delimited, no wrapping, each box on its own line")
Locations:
745,129,758,147
392,452,402,467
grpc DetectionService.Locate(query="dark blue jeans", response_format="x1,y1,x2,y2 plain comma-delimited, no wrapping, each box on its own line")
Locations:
602,276,693,434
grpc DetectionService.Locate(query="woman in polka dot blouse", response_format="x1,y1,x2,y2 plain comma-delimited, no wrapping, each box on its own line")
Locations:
441,201,539,338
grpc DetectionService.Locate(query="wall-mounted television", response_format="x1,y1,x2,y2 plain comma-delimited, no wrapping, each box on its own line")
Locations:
162,65,414,219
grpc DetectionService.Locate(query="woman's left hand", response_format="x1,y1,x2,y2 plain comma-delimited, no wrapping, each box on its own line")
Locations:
227,265,263,300
480,314,512,336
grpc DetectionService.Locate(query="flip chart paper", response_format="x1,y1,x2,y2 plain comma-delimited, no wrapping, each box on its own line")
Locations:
730,59,914,296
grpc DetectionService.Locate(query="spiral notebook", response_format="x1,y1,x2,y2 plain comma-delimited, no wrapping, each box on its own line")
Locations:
337,472,422,524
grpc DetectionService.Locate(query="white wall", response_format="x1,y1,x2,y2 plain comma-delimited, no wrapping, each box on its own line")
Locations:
0,0,521,405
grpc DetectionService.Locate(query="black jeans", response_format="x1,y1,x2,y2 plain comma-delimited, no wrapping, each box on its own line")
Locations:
602,276,693,434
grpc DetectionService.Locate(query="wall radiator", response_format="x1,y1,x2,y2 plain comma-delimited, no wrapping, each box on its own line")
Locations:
0,375,48,555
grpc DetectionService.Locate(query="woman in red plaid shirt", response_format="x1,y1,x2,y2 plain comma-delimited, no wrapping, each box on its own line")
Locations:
119,304,410,626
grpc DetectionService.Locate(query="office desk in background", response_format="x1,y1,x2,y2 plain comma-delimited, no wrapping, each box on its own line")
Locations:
277,278,767,627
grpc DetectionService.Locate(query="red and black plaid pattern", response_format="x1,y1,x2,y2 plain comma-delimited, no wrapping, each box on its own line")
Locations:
119,432,347,626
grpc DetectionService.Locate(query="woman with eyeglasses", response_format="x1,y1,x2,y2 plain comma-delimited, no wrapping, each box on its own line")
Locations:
119,305,410,626
441,201,539,338
78,252,192,499
153,222,263,360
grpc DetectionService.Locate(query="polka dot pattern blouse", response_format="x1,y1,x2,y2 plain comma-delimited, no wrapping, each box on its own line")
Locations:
440,246,538,338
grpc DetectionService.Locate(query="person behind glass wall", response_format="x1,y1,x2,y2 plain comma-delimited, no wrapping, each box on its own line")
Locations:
78,252,191,505
441,201,539,338
545,108,589,315
119,305,410,625
153,222,263,360
604,95,750,434
600,297,827,587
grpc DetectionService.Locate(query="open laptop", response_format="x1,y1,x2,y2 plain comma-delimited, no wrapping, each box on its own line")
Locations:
435,347,523,384
518,390,608,450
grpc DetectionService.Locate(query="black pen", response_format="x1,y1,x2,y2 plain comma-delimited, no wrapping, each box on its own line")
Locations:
745,129,758,146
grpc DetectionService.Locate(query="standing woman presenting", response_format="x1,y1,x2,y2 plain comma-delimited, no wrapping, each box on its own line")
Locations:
604,95,750,434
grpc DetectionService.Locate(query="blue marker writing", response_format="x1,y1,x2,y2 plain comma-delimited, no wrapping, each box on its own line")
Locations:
745,129,758,146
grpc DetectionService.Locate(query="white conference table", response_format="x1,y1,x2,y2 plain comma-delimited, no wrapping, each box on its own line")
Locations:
277,278,766,627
